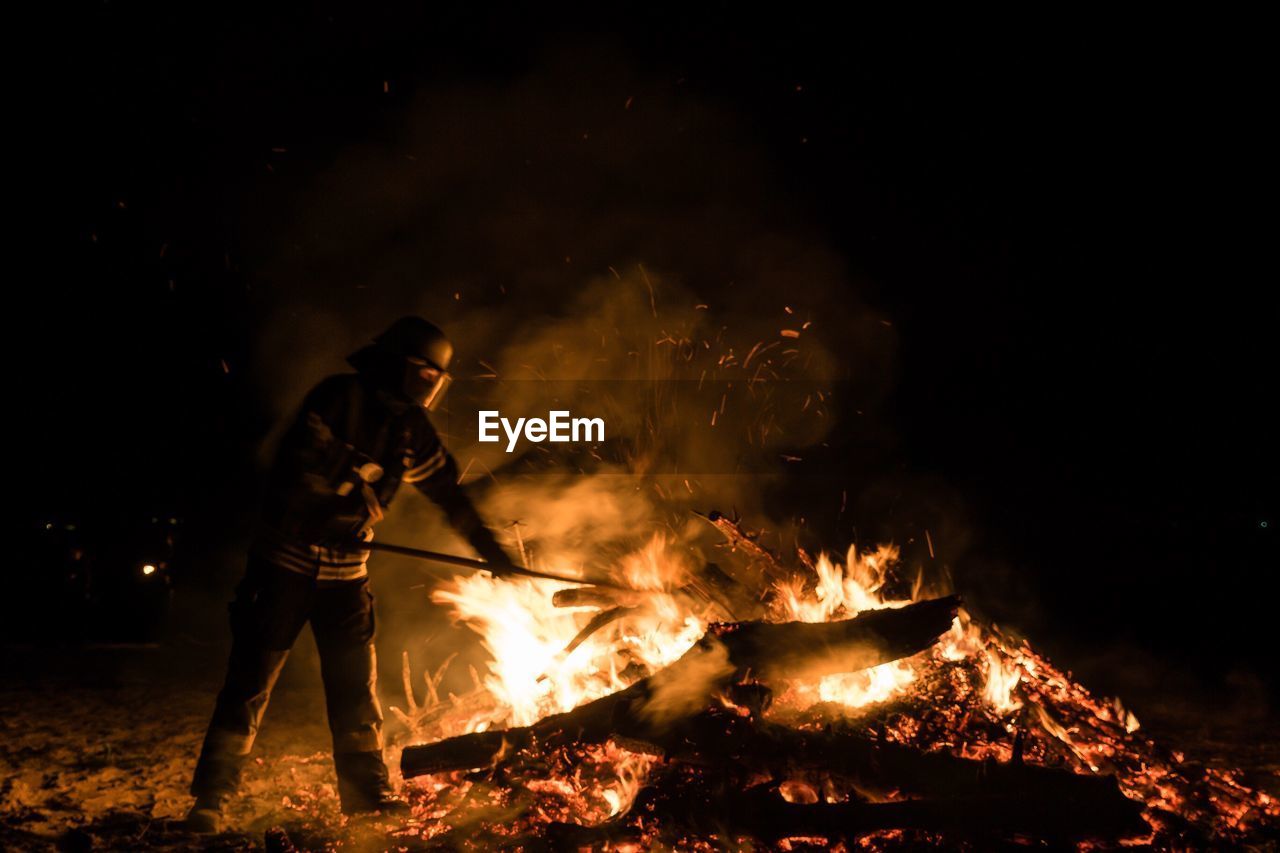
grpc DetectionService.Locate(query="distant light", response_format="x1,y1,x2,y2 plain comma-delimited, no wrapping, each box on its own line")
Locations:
1263,521,1270,529
142,564,157,576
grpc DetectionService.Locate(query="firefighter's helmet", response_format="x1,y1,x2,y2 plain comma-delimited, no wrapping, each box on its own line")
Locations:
350,317,454,410
374,316,454,372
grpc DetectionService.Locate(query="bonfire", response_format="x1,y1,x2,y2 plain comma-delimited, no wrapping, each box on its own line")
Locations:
367,511,1277,849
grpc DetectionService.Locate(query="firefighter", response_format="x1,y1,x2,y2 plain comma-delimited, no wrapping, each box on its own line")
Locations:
186,317,516,833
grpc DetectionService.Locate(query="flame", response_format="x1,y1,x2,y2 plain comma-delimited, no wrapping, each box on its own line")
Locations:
431,534,705,728
428,536,1119,728
602,748,655,818
772,545,956,712
617,532,691,591
773,544,905,624
432,535,1034,728
809,661,918,709
983,646,1023,714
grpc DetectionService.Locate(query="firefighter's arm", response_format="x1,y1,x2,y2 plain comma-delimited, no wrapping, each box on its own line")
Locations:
271,378,364,513
409,450,517,575
263,376,373,545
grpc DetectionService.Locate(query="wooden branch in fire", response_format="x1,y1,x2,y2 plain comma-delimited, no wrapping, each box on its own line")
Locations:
388,651,498,742
401,595,961,777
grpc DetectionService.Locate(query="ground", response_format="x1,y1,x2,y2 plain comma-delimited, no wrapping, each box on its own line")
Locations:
0,642,415,851
2,642,1277,851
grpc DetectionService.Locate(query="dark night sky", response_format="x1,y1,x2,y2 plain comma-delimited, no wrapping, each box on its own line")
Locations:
21,8,1277,696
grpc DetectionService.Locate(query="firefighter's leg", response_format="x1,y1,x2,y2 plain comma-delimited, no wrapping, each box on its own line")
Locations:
189,559,313,827
311,578,404,814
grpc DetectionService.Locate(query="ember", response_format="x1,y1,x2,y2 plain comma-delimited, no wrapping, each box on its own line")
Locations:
384,516,1278,848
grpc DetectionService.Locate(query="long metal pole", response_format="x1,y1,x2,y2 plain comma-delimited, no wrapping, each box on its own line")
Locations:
361,540,635,590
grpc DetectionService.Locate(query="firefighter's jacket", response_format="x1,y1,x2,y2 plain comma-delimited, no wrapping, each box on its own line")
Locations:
252,373,504,581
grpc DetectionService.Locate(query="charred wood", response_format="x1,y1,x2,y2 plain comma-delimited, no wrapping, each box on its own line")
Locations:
545,779,1147,847
699,509,794,589
659,708,1141,811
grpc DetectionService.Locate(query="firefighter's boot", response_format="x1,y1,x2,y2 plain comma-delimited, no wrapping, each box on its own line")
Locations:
184,791,230,834
334,750,409,815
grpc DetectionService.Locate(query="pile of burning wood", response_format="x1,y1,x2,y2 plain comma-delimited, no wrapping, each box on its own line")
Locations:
381,512,1276,849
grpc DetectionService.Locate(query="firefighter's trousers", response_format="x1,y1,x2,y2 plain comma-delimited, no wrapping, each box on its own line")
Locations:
191,556,388,805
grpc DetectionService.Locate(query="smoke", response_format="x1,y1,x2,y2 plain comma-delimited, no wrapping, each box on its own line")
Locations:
236,42,898,695
637,638,734,728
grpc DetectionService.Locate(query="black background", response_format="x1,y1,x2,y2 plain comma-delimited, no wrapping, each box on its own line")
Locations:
20,7,1276,703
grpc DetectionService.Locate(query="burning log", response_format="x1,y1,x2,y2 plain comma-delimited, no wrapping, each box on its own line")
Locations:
546,776,1148,847
432,706,1146,845
685,560,764,620
707,597,959,683
550,587,623,608
699,509,794,590
402,595,960,777
653,707,1143,814
558,606,634,658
